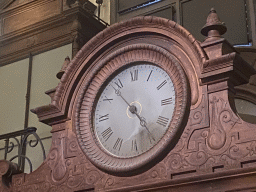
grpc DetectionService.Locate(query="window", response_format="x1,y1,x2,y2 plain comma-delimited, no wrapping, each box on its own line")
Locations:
0,44,72,173
235,99,256,124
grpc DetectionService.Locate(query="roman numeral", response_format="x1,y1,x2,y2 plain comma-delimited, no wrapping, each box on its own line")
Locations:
157,80,167,90
114,79,123,89
115,79,123,89
161,97,173,105
130,69,138,81
113,138,123,151
131,139,138,151
103,96,113,103
147,70,153,81
101,127,113,141
156,116,169,127
99,114,109,122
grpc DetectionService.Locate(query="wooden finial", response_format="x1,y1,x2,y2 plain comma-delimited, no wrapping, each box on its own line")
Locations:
56,56,70,79
201,8,227,38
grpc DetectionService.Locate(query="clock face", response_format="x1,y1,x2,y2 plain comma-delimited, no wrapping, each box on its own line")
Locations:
94,64,176,158
75,45,187,173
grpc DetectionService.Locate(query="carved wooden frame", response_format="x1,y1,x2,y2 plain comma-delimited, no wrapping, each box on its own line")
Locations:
75,43,188,174
20,15,256,192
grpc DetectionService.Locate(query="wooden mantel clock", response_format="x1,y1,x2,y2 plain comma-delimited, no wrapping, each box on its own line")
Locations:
1,9,256,192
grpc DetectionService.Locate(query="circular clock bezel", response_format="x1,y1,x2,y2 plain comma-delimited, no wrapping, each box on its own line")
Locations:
75,44,188,174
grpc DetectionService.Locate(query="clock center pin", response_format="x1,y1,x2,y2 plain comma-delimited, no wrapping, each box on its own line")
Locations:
129,105,137,114
126,101,142,118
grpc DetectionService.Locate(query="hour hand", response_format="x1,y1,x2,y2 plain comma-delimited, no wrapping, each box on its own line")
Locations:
130,110,155,141
138,116,155,141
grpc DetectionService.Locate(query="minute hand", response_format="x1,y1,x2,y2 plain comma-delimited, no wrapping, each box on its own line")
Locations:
111,85,130,106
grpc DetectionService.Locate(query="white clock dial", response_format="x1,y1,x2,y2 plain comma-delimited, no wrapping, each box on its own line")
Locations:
94,64,176,158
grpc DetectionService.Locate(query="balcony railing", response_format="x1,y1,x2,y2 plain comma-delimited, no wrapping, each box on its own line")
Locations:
0,127,46,173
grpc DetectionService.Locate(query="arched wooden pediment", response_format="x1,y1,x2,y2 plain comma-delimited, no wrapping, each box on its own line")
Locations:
33,16,207,126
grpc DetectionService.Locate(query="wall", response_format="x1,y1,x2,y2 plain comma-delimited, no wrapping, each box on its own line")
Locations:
0,44,72,173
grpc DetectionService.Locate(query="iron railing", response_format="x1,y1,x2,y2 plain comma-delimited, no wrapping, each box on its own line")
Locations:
0,127,46,173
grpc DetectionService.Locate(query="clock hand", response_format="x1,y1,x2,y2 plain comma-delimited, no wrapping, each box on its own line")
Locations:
133,111,155,141
111,85,131,106
111,85,155,141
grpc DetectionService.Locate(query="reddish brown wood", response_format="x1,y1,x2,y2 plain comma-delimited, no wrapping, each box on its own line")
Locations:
1,10,256,192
